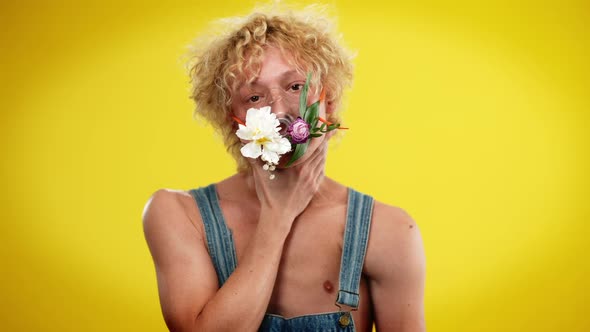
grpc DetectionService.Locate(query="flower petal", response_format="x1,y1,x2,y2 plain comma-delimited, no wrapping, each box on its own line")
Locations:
245,108,260,127
261,148,279,164
266,137,292,154
236,124,253,140
240,142,262,159
237,106,292,165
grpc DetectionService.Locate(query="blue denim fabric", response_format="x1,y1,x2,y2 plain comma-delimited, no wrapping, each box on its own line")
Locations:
189,184,374,332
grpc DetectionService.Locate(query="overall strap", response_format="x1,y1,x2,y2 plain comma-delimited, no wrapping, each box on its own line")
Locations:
336,188,374,309
189,184,238,287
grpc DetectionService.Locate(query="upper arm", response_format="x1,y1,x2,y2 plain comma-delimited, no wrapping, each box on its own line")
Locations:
142,189,219,332
364,203,426,332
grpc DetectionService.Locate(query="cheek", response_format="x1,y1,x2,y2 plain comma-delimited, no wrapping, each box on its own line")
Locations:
230,100,245,118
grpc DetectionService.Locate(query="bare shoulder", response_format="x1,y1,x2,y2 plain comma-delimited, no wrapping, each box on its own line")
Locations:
142,188,195,220
364,199,426,281
141,188,212,270
142,188,218,331
372,200,418,230
142,189,205,240
363,199,426,331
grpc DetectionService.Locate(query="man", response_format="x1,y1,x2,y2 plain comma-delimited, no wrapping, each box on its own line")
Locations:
143,6,426,332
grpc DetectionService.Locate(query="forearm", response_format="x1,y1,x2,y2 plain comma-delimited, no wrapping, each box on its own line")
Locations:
190,211,292,332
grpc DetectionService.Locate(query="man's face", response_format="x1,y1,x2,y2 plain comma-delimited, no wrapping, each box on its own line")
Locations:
231,46,328,168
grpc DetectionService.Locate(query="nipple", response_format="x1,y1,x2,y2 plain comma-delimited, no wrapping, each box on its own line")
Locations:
323,280,334,294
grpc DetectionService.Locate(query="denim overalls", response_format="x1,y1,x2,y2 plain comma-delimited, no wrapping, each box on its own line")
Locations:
189,184,374,332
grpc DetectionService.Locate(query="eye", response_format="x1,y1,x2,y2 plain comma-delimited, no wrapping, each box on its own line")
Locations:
290,83,304,92
248,95,260,103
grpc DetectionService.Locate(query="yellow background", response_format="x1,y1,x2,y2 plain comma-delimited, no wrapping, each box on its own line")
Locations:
1,1,588,331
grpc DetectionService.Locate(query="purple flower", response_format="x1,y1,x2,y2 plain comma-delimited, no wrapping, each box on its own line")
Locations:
287,117,310,144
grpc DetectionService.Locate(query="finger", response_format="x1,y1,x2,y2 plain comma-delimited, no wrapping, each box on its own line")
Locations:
310,155,326,189
326,130,336,140
245,156,256,164
245,157,269,178
245,156,262,168
316,139,329,158
301,140,327,169
308,142,328,171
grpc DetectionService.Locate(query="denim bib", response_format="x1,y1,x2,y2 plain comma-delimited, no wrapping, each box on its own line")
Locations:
189,184,374,332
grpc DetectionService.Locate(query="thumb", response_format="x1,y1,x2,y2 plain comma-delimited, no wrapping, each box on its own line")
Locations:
245,156,263,169
245,155,257,165
245,156,267,175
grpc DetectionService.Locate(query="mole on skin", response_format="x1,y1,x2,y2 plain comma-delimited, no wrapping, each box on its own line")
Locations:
323,280,334,293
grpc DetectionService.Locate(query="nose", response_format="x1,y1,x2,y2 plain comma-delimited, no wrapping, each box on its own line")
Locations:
267,88,284,106
267,88,298,113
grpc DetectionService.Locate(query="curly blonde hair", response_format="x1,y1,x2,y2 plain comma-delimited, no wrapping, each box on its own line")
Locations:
184,4,355,173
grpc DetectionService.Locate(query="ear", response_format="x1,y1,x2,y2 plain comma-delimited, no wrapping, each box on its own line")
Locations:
326,89,340,115
326,99,336,115
320,89,336,115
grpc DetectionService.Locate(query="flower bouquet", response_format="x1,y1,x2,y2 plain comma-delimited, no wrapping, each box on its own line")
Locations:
235,73,345,179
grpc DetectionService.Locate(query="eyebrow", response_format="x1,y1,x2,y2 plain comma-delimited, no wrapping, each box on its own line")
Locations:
236,69,303,90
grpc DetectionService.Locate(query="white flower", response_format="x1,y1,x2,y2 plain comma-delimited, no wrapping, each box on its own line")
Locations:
236,106,292,165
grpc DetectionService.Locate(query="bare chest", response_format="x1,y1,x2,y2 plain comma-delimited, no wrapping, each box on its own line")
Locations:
216,200,373,331
223,201,347,302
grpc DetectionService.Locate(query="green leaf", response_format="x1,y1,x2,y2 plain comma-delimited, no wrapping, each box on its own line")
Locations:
327,123,340,131
311,116,320,130
285,140,311,167
304,101,319,125
299,73,312,118
310,133,322,138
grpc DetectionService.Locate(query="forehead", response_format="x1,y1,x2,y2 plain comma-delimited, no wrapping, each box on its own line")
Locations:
232,46,306,89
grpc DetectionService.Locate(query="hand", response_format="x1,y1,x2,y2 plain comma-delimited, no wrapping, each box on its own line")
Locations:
246,135,331,226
